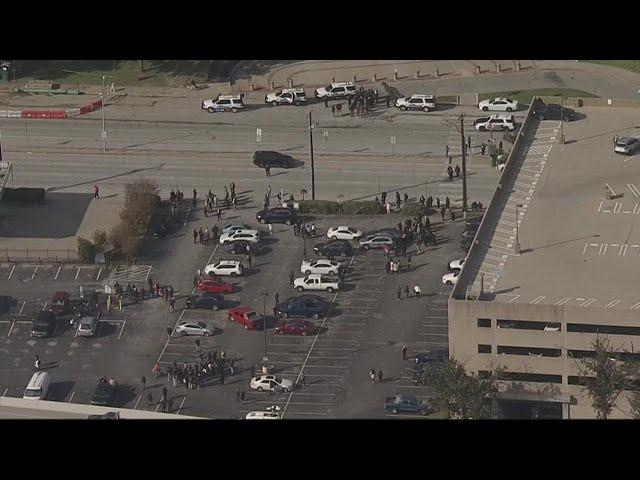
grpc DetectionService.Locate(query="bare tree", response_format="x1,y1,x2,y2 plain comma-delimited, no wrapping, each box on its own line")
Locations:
577,337,639,419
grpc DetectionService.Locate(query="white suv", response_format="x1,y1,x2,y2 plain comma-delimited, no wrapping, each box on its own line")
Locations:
314,82,357,99
265,88,307,106
473,114,516,132
204,260,244,277
202,94,244,113
395,94,436,112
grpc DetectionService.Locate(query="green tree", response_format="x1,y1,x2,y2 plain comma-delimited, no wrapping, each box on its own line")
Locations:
578,337,639,419
421,358,498,419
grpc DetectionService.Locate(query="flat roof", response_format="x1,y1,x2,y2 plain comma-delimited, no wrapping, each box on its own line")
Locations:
463,106,640,311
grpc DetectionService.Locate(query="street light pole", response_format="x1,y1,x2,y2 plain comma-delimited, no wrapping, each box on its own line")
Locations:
261,291,269,373
301,188,307,260
308,111,315,200
460,114,468,218
101,75,107,152
515,203,523,253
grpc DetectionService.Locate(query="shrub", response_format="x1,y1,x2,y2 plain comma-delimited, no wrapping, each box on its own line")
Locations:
299,200,384,215
77,237,96,264
93,229,108,252
400,203,426,216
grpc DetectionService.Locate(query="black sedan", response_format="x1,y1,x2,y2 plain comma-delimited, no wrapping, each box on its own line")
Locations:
185,294,225,310
256,207,297,225
277,294,329,320
531,102,576,122
313,240,354,258
253,151,294,169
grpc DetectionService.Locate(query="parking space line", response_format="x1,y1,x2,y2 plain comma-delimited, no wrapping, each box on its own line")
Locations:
177,396,186,415
75,267,81,280
2,387,7,397
134,394,142,410
18,301,25,314
605,300,621,309
55,266,61,280
96,267,102,281
31,266,38,280
118,321,126,340
7,321,15,337
42,302,48,311
67,391,75,402
7,264,15,279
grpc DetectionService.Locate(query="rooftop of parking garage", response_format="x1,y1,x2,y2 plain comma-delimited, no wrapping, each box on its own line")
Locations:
458,106,640,311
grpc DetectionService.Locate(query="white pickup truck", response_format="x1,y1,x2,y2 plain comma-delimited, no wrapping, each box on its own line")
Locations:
293,274,341,293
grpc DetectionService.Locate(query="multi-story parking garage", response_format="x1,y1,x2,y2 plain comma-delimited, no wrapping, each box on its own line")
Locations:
449,99,640,419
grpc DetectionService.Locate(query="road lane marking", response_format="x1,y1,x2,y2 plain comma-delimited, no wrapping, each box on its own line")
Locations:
605,300,621,309
96,267,102,281
555,297,571,305
42,302,48,311
7,321,15,337
177,397,186,415
8,265,15,279
67,391,75,402
18,301,25,314
134,394,142,410
530,296,545,304
118,321,126,340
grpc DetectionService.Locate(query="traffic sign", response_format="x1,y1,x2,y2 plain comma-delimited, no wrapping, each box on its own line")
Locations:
256,128,262,143
101,130,107,138
390,136,397,145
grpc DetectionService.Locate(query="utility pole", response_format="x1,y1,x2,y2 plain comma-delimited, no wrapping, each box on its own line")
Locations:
261,291,269,373
459,114,469,217
101,75,107,152
301,189,308,260
308,111,315,199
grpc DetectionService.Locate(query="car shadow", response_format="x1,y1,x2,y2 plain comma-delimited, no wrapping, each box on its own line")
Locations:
47,381,75,402
97,322,117,338
115,384,137,407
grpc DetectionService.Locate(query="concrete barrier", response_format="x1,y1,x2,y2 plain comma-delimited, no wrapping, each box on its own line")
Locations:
0,395,204,419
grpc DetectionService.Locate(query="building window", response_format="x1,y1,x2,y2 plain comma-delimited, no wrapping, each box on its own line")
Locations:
568,323,640,336
497,345,562,357
497,371,562,384
497,319,561,331
477,318,491,328
478,344,492,353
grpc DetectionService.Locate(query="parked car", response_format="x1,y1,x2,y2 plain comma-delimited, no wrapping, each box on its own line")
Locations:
253,151,294,169
326,225,363,240
204,260,244,276
448,257,466,270
314,82,356,99
31,311,56,338
250,375,294,393
532,101,576,121
202,94,244,113
228,307,264,330
442,271,460,285
313,240,353,258
411,350,448,380
301,259,342,275
277,294,328,319
265,88,307,106
275,319,317,336
294,274,340,293
395,94,436,112
50,291,71,316
384,395,428,415
90,382,117,407
185,294,224,310
226,240,264,256
175,320,212,337
219,229,259,244
473,114,516,132
614,137,640,155
245,410,281,420
222,223,253,235
359,234,396,250
478,97,518,112
197,278,234,294
256,207,297,225
77,315,100,337
461,230,476,239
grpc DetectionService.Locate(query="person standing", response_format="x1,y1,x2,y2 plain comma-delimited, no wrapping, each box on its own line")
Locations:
274,292,280,310
141,376,146,392
169,296,175,313
217,208,222,220
450,209,456,222
289,270,295,286
407,254,412,271
193,229,198,244
401,344,408,361
441,206,446,222
445,196,450,210
467,136,472,150
405,285,410,299
445,144,449,159
265,165,271,177
481,142,486,155
153,362,161,379
300,371,306,386
166,326,173,339
455,164,461,178
397,285,402,301
195,338,200,353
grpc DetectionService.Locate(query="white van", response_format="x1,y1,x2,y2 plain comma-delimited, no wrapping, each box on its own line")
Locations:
23,371,51,400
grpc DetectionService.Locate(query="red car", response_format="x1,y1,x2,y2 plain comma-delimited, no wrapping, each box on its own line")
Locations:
50,291,71,316
197,278,234,294
228,307,264,330
275,319,317,336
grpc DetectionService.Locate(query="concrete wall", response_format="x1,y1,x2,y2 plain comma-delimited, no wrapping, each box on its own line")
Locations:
0,396,204,419
538,96,640,109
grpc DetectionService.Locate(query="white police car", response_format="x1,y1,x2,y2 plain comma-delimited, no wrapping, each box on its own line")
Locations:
265,88,307,106
394,94,436,112
314,82,357,99
202,94,244,113
478,97,518,112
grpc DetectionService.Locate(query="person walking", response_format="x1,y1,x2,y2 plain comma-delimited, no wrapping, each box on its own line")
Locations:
445,144,449,159
140,376,146,392
169,296,175,313
219,370,226,386
166,326,173,339
247,252,252,268
397,285,402,301
265,165,271,177
217,208,222,220
236,387,241,403
445,196,450,210
413,284,422,297
274,292,280,310
193,229,198,244
396,191,401,209
195,338,200,353
377,369,383,384
268,223,273,235
289,270,295,286
403,192,409,204
467,136,472,150
450,209,456,222
94,184,100,199
385,259,391,275
401,344,408,361
331,104,336,117
405,285,410,299
499,140,503,154
436,197,440,208
370,369,376,384
147,392,153,406
441,206,446,222
300,371,306,386
34,355,41,370
153,362,161,380
481,142,486,155
251,364,255,379
407,254,412,271
455,164,461,178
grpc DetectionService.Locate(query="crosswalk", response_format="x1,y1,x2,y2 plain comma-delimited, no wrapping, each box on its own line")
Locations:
108,265,152,284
